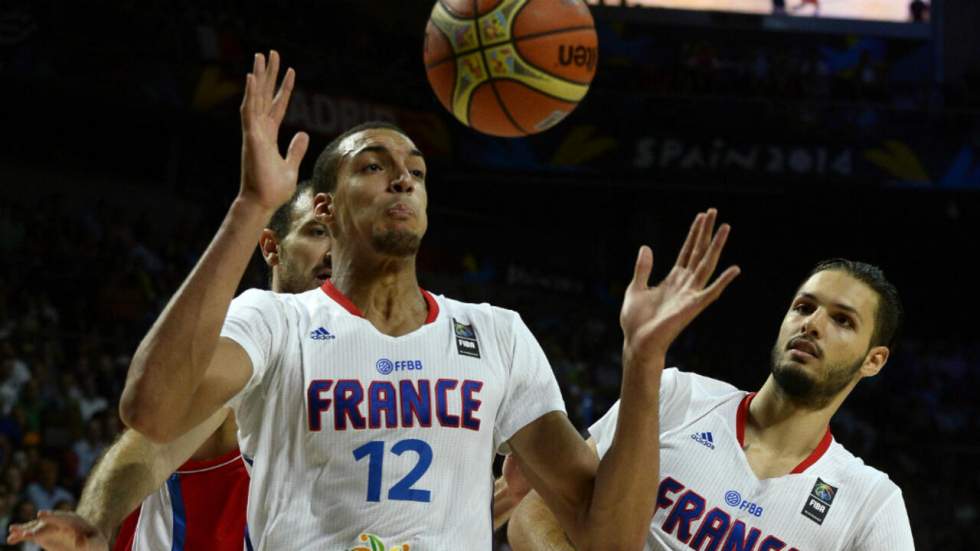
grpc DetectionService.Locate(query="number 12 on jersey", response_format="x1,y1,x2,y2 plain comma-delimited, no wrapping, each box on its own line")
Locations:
353,439,433,503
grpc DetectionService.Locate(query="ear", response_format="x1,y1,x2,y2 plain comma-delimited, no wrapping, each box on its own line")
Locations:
258,229,280,267
314,192,335,224
859,345,889,378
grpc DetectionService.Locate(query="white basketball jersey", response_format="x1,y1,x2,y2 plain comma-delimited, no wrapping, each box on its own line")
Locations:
220,281,565,550
590,369,914,551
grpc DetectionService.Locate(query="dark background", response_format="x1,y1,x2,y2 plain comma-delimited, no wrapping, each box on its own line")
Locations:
1,0,977,548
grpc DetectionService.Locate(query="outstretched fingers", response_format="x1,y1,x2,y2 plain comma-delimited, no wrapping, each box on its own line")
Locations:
688,208,716,269
271,67,296,126
263,50,280,100
6,519,40,544
693,222,731,287
629,245,654,292
675,212,704,269
286,131,310,172
700,265,741,305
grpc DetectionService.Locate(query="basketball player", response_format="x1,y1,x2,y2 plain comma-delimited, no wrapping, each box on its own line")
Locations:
7,181,331,550
508,260,915,550
112,51,739,550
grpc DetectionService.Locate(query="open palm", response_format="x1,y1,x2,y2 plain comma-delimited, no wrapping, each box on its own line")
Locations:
7,510,108,551
239,50,309,211
620,209,740,365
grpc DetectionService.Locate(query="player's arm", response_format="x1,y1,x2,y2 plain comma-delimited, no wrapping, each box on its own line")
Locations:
78,408,232,538
119,51,308,443
7,409,230,550
508,210,739,550
506,439,600,550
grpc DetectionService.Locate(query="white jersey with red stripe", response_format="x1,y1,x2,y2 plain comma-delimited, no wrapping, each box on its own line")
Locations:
220,281,565,551
589,368,914,551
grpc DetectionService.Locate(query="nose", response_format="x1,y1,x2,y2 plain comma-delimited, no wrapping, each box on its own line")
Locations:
801,308,826,338
388,165,415,194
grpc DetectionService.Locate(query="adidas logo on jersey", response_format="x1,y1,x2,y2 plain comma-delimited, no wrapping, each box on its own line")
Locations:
309,327,336,340
691,431,715,449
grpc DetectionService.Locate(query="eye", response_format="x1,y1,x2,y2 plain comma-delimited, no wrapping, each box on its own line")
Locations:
311,226,327,237
411,169,426,180
364,163,383,172
834,314,854,328
793,303,814,315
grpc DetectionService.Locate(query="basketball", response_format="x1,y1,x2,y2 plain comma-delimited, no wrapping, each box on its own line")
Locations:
424,0,598,137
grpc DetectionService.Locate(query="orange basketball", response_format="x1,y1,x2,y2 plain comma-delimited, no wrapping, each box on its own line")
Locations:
424,0,598,137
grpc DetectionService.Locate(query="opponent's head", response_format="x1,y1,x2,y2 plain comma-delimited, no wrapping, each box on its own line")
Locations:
259,180,332,294
770,259,902,409
311,121,428,259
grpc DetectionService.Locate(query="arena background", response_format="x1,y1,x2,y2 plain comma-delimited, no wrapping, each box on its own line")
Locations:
1,0,977,548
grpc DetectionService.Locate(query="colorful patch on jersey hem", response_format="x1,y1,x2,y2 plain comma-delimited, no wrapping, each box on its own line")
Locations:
349,533,410,551
801,477,837,525
453,318,481,358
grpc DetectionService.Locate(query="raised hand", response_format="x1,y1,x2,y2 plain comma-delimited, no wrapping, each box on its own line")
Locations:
239,50,309,211
7,510,108,551
620,209,740,367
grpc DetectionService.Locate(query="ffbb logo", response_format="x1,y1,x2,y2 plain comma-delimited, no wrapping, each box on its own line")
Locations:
558,45,597,72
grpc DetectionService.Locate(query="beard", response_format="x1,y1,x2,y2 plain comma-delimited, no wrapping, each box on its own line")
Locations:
770,342,865,409
371,228,421,257
275,261,319,294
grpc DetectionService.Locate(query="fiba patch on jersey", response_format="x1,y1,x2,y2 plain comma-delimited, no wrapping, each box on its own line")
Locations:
801,478,837,525
453,318,480,358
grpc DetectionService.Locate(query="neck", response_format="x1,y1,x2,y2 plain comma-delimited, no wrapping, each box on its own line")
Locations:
329,243,427,336
746,375,845,457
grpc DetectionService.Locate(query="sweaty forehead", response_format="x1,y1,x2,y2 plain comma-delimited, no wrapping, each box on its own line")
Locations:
799,270,878,319
337,129,421,160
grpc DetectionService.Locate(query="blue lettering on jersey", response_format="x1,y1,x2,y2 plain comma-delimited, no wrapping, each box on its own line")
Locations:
758,535,788,550
435,379,460,427
335,379,366,430
691,507,730,551
656,477,799,551
400,379,432,427
368,382,398,429
376,358,424,375
722,520,762,551
306,378,484,432
460,380,483,431
307,380,333,431
663,490,706,543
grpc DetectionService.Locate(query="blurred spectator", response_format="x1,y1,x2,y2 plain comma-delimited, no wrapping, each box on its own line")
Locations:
0,343,30,416
68,374,108,423
24,459,72,512
72,416,109,479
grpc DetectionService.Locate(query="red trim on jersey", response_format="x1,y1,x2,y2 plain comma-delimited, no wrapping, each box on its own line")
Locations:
791,428,833,474
421,289,440,323
322,280,366,317
113,505,140,551
735,392,755,447
177,446,242,473
736,392,833,474
321,280,439,324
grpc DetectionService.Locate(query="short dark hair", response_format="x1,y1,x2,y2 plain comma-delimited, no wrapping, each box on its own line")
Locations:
807,259,903,350
311,121,409,195
268,179,315,238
